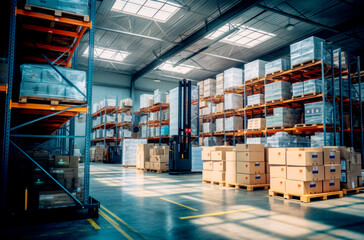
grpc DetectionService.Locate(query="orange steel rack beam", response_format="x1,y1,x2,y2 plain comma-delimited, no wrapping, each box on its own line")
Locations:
0,85,7,93
23,42,71,53
22,24,79,37
11,102,88,113
16,8,92,28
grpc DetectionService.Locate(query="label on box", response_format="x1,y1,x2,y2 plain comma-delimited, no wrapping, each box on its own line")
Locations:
330,166,336,172
310,181,316,188
312,152,318,158
313,165,318,174
340,172,347,182
341,160,346,170
255,162,260,167
329,152,335,158
329,180,335,186
255,175,261,179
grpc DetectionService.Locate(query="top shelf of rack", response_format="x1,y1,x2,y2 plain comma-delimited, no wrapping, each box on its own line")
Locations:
92,106,117,118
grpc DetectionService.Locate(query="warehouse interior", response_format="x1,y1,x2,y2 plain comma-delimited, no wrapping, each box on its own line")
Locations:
1,0,364,239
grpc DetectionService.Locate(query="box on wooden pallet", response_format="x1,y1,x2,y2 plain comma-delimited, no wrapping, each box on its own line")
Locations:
286,180,323,195
216,73,224,95
55,156,70,168
247,118,266,130
270,178,286,192
323,179,340,192
151,162,169,171
203,161,213,170
286,149,323,166
150,155,169,163
136,144,154,169
237,161,265,174
197,81,204,95
237,173,266,185
244,60,267,81
212,171,225,182
323,147,340,165
247,94,264,106
203,170,212,181
268,148,286,165
270,166,287,179
216,102,224,113
203,78,216,98
224,68,243,90
213,161,226,172
324,165,341,179
237,151,264,162
224,93,243,110
225,116,243,131
287,166,324,181
236,144,264,152
226,171,237,184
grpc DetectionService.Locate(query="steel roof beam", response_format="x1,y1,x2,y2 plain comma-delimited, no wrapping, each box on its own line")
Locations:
131,0,263,82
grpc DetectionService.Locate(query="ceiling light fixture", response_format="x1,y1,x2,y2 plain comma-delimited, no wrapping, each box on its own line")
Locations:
285,18,295,31
158,61,197,74
153,79,161,82
83,47,130,62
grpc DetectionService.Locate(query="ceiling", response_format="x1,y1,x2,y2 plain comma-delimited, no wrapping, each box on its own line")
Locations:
77,0,364,82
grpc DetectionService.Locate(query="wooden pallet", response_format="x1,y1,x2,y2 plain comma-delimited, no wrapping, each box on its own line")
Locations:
246,128,264,132
122,165,136,168
265,98,285,104
19,95,86,105
246,103,263,108
269,190,343,203
226,183,269,191
24,4,90,21
266,126,285,130
294,123,323,128
245,77,265,83
265,69,286,77
203,180,226,186
291,59,320,70
148,169,168,173
342,187,364,195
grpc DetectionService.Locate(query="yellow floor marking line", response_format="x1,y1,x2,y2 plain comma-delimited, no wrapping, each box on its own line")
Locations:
87,218,101,230
196,194,233,204
100,205,147,239
160,197,198,211
179,208,255,220
99,210,134,240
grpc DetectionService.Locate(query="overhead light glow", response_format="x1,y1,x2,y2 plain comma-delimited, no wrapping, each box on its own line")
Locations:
158,61,197,74
83,47,130,62
112,0,181,22
206,24,276,48
153,79,161,82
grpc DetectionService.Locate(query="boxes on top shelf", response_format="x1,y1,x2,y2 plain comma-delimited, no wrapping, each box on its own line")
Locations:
225,116,243,131
290,36,326,66
197,81,204,95
224,68,243,90
120,98,132,107
333,48,348,69
140,94,153,109
247,118,266,130
292,82,304,97
266,107,300,128
311,132,340,147
27,0,90,17
265,59,290,75
216,73,224,95
153,89,166,104
244,60,267,81
304,101,334,124
203,78,216,98
247,94,264,106
267,132,310,148
216,118,224,132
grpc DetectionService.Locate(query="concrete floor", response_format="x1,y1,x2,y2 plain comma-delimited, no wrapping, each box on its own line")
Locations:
2,162,364,239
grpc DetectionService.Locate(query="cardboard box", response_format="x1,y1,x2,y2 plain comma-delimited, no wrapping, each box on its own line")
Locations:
213,161,226,172
268,148,286,165
237,151,264,162
236,161,265,174
287,166,324,181
226,171,236,184
211,151,227,161
226,151,237,161
55,156,70,168
226,161,236,172
203,161,213,171
323,150,340,165
270,178,286,192
286,180,323,195
236,144,264,152
356,153,362,165
323,179,340,192
69,156,79,168
145,162,150,170
265,147,270,163
150,155,169,163
270,166,287,179
266,173,270,184
266,162,270,173
324,164,341,179
212,171,225,182
286,151,323,166
237,173,266,185
358,176,363,187
152,162,169,171
203,170,212,181
202,150,211,160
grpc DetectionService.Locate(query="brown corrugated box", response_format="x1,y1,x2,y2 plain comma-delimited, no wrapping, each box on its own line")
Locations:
212,171,225,182
213,161,226,172
236,144,264,152
55,156,70,168
286,150,323,166
268,148,286,165
203,161,213,171
150,155,169,163
203,170,212,181
236,161,265,174
270,178,286,192
270,166,287,179
236,173,266,185
236,151,264,162
285,180,323,195
287,166,324,181
324,164,341,179
323,179,340,192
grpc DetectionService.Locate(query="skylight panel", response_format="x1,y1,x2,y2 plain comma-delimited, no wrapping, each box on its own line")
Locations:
158,61,197,74
206,24,276,48
112,0,181,23
83,47,130,62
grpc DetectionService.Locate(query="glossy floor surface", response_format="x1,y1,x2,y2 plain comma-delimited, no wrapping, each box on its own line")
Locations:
2,163,364,239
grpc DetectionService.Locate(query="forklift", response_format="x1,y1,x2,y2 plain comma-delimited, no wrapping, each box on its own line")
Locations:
169,79,193,174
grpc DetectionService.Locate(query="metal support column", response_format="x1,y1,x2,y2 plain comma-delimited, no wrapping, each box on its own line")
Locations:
84,0,96,204
320,42,326,146
357,56,364,164
209,87,213,146
244,83,247,142
1,0,17,213
330,47,337,146
339,49,344,145
197,86,200,146
348,55,354,147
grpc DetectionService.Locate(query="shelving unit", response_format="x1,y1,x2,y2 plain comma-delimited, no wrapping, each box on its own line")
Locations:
199,46,362,158
1,0,98,216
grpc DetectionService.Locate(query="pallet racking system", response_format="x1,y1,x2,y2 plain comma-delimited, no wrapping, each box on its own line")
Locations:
1,0,99,216
199,46,363,163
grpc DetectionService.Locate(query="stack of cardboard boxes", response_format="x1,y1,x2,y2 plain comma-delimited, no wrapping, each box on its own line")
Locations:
136,144,154,169
270,147,342,196
203,78,216,98
202,146,233,183
216,73,224,96
226,144,267,186
150,146,170,171
247,118,266,131
340,147,363,189
93,145,106,162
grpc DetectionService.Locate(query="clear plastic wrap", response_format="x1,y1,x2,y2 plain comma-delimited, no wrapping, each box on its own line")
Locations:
191,147,203,172
266,107,300,127
310,132,340,147
267,132,310,147
120,98,132,107
27,0,90,16
216,73,224,95
224,93,243,110
148,127,155,137
155,125,169,136
304,79,323,94
247,137,266,145
153,89,166,104
203,137,217,146
122,139,148,166
202,102,216,115
333,48,348,69
122,114,133,122
292,82,304,96
352,83,364,102
203,78,216,98
247,94,264,106
105,129,115,137
265,81,291,102
20,64,86,100
119,129,132,138
265,59,290,75
290,36,326,66
304,101,333,124
140,94,153,109
224,68,243,90
244,60,267,81
203,122,215,133
216,118,224,131
140,125,148,138
225,116,243,131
